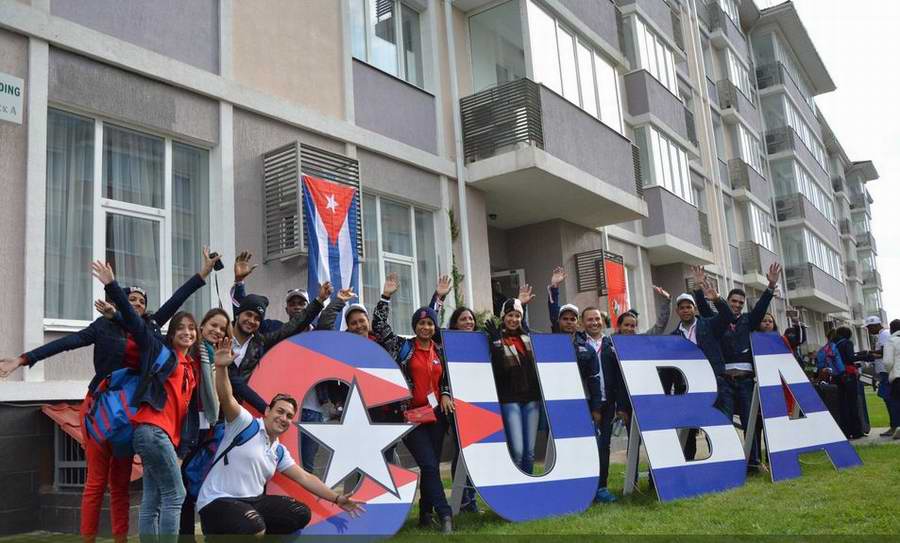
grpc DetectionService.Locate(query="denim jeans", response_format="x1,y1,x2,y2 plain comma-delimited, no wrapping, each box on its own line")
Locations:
133,424,185,541
594,401,615,488
718,374,760,467
299,409,325,473
500,401,540,474
402,409,451,518
877,373,900,428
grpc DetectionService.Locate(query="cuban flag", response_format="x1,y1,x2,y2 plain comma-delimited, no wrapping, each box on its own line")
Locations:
302,175,360,303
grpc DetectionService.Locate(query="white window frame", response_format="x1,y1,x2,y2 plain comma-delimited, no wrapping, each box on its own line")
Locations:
644,126,695,205
361,193,438,332
354,0,425,88
44,109,210,332
631,16,678,97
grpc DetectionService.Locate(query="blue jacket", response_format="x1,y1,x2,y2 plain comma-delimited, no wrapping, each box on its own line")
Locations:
231,281,285,336
24,274,207,392
598,337,632,413
694,288,774,365
547,286,605,411
669,296,734,375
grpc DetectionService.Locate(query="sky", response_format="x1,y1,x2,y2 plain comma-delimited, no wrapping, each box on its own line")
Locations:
763,0,899,321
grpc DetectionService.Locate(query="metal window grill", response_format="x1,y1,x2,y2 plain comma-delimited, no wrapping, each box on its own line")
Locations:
459,78,543,164
262,142,363,262
574,249,623,295
54,426,86,489
631,144,644,197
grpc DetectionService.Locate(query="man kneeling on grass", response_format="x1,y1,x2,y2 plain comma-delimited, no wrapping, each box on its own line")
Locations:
197,337,364,536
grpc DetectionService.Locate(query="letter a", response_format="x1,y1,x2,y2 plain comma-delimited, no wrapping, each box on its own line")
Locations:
442,331,599,522
751,333,862,481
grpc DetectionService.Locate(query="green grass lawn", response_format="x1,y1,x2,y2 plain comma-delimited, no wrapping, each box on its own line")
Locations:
865,386,890,429
397,444,899,536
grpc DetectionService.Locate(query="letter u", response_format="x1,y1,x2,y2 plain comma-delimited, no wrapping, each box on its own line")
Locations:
442,331,599,522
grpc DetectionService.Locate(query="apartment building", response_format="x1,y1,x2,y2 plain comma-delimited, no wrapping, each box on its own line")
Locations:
0,0,886,535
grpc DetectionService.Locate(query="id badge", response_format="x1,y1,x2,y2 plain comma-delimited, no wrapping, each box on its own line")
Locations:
427,392,438,408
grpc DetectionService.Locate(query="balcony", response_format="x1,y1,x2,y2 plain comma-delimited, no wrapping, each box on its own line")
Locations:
705,1,748,58
775,193,838,239
642,186,715,265
619,0,683,51
625,69,694,145
765,126,828,182
831,177,845,194
460,78,647,229
728,158,769,200
845,261,858,280
717,80,760,133
740,241,779,289
785,263,849,314
838,219,852,238
755,62,817,124
849,191,871,214
856,232,877,253
863,269,882,291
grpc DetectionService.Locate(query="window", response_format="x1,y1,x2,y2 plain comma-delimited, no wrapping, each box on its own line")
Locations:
725,48,753,100
803,229,842,280
526,0,623,133
45,109,210,325
637,126,694,204
747,201,773,251
469,0,525,93
361,194,437,335
631,16,678,96
736,123,763,173
782,97,827,169
771,159,834,224
351,0,424,87
718,0,740,26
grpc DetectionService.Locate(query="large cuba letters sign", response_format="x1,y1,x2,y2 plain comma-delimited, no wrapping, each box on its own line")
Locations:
250,330,860,536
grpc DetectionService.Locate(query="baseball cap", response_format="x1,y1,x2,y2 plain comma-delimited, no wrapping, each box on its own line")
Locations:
675,293,696,306
864,316,882,326
285,288,309,304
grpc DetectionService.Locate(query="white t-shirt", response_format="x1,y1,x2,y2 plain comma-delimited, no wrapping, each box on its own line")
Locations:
197,407,295,511
875,328,891,374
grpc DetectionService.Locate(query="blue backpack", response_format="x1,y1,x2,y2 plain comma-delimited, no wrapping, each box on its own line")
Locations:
182,418,285,500
84,345,173,458
816,340,846,375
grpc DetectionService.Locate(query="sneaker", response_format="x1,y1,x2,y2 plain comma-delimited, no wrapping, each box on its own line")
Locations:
594,487,618,503
893,428,900,440
879,428,897,437
460,499,480,514
440,515,453,534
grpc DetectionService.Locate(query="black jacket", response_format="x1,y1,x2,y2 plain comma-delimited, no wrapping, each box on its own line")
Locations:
669,297,734,375
694,288,775,366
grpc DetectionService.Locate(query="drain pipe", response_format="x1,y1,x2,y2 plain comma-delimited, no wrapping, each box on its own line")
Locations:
444,0,475,307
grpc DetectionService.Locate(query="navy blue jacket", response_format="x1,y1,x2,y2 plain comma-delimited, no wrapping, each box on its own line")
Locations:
598,337,632,413
24,274,207,392
547,286,605,411
694,288,774,365
669,297,733,375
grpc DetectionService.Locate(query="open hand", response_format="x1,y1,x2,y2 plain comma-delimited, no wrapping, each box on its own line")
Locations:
335,494,366,517
701,279,719,301
213,336,234,367
382,272,399,298
234,251,257,282
766,262,783,289
336,288,356,303
317,282,333,303
652,285,671,300
0,357,26,379
94,299,116,319
518,283,535,305
550,266,567,289
690,265,706,290
90,261,115,286
435,274,452,298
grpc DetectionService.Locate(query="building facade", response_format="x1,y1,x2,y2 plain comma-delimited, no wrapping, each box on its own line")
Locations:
0,0,887,535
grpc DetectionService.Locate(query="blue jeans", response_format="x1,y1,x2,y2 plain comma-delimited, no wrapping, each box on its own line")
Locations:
300,409,325,473
500,401,540,474
133,424,185,540
594,401,615,488
718,374,760,467
402,409,451,518
877,372,900,428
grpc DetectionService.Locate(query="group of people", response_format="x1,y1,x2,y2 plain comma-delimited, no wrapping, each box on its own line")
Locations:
1,248,893,540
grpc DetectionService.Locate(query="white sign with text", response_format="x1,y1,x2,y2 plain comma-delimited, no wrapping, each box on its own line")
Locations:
0,72,24,125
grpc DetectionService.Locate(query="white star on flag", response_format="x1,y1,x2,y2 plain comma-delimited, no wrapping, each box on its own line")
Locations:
325,193,339,213
299,380,413,494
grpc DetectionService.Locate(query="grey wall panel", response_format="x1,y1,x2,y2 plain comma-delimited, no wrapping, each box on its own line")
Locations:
356,149,442,208
352,60,437,154
559,0,621,52
621,0,675,40
504,220,564,332
0,29,27,373
642,186,703,247
49,49,219,144
42,332,96,382
51,0,219,73
625,70,688,140
540,88,637,196
232,109,345,317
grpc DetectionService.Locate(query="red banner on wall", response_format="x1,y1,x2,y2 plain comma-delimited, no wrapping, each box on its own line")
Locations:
604,258,628,324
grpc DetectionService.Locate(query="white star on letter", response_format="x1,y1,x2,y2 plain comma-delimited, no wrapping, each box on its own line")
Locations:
325,193,339,213
299,380,413,494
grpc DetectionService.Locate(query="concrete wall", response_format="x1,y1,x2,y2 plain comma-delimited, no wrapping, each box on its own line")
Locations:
539,87,637,196
503,221,565,332
560,0,622,52
0,406,54,534
650,262,688,331
50,0,219,73
232,109,344,318
49,49,219,145
232,0,345,119
353,60,438,154
625,70,689,141
357,149,442,208
621,0,675,41
558,221,605,315
450,181,492,314
642,186,703,247
0,29,28,376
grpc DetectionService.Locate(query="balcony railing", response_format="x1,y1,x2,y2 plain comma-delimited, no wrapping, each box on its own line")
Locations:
699,210,712,250
786,263,847,304
863,269,882,290
755,62,816,119
775,193,837,236
705,1,746,52
849,192,868,211
717,79,757,116
729,158,767,196
831,177,845,194
856,232,877,252
740,241,778,278
460,78,543,164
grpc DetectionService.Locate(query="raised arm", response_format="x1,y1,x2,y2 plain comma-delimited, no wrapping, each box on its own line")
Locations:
1,318,100,378
703,280,733,338
259,283,330,350
91,261,155,350
431,274,452,315
547,266,566,334
371,273,404,358
281,465,365,517
317,289,353,331
748,263,781,330
213,337,242,423
230,251,257,314
153,247,218,326
644,286,671,335
691,266,714,318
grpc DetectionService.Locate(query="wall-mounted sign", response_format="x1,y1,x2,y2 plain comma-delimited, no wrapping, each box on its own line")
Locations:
0,72,24,125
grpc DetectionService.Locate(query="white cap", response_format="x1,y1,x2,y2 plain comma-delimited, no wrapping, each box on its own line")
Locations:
285,288,309,304
675,293,696,306
559,303,580,318
864,316,882,326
